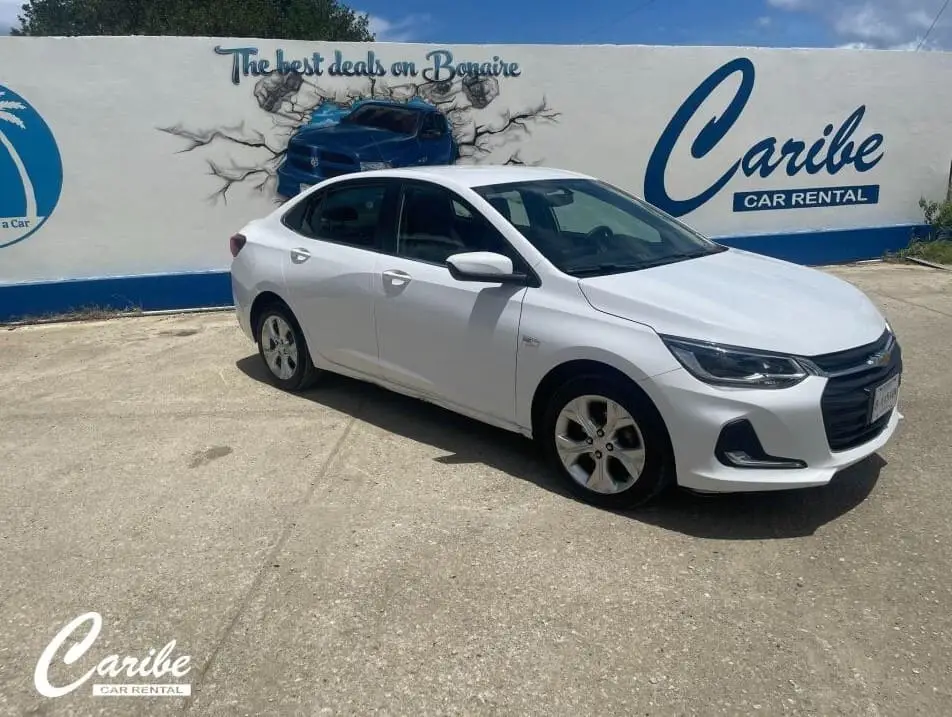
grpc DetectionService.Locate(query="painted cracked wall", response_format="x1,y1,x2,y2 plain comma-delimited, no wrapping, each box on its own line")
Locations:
1,36,952,287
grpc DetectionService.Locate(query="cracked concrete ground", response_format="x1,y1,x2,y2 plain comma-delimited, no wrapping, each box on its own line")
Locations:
0,262,950,716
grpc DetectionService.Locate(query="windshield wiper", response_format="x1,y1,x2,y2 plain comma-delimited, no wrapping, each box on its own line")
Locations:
569,251,719,277
628,249,727,271
568,262,648,277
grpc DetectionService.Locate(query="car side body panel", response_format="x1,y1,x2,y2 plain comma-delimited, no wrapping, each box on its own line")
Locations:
513,276,683,435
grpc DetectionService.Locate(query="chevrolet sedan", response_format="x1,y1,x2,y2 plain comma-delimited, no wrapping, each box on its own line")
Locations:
229,165,902,509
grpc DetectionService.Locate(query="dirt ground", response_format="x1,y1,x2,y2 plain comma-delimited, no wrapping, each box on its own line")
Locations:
1,262,950,716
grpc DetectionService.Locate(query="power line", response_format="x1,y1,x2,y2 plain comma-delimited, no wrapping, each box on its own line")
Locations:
916,0,951,51
579,0,661,43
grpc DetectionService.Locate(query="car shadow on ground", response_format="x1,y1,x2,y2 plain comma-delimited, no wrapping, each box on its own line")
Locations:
236,356,885,541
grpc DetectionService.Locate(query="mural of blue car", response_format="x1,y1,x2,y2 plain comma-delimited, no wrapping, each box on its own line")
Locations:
276,98,460,198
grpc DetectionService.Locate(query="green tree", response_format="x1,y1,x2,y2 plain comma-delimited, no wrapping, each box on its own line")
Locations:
9,0,375,40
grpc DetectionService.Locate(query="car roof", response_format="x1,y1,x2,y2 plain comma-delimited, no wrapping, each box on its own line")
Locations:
349,164,596,189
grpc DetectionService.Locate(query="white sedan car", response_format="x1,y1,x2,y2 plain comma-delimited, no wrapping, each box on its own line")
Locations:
230,165,902,509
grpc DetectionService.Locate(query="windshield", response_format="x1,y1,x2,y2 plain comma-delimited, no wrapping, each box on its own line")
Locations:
342,104,421,135
472,178,726,277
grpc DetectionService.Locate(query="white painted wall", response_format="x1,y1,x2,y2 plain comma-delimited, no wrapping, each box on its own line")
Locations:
1,36,951,284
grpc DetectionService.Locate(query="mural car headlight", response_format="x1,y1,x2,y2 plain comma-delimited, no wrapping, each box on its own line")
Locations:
360,161,391,171
661,336,811,389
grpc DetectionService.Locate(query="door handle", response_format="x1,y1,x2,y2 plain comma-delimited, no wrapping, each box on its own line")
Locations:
290,248,311,264
382,269,412,285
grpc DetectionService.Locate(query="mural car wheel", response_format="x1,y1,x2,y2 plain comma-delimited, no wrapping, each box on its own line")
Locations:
539,374,675,509
255,304,319,392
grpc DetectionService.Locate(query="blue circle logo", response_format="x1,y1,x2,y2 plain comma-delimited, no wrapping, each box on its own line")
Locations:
0,84,63,249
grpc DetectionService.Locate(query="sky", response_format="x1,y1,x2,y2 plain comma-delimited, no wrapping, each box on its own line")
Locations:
0,0,950,51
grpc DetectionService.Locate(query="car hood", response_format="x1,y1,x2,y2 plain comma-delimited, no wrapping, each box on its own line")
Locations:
577,248,886,356
293,123,410,157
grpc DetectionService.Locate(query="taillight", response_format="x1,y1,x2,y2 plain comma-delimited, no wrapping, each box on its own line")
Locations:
229,233,247,257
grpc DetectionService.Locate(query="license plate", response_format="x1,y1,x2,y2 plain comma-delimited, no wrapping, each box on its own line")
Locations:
299,183,312,193
869,373,901,424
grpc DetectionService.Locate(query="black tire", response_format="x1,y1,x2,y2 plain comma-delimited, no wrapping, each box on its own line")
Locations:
254,303,320,392
538,373,675,510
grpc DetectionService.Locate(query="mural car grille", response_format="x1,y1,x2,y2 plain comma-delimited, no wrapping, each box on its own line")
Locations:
285,142,357,173
812,330,902,452
319,150,356,166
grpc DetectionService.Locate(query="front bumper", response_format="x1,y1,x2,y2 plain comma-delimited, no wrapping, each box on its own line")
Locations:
643,346,902,494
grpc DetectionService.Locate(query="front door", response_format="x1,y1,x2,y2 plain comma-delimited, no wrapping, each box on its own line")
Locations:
372,180,530,424
281,180,392,376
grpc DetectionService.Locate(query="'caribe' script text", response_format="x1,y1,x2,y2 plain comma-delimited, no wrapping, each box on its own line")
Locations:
215,46,521,85
34,612,191,698
644,57,886,217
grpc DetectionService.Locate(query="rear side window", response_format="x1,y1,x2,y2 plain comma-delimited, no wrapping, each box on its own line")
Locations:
283,183,387,250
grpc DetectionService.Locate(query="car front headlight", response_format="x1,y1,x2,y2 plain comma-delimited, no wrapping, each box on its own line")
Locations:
360,161,391,171
660,335,811,389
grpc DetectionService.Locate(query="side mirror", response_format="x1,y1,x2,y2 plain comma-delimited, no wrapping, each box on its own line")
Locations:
446,251,527,284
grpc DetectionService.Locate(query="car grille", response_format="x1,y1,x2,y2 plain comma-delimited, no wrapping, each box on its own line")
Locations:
284,142,358,173
810,329,902,452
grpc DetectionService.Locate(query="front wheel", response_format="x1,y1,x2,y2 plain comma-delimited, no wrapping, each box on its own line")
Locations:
539,375,675,509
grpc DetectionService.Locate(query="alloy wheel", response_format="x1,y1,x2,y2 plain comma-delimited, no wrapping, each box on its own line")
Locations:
260,314,299,381
554,394,647,495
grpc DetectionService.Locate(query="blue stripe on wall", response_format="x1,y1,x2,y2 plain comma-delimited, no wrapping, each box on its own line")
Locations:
0,270,234,323
0,223,930,323
711,222,926,265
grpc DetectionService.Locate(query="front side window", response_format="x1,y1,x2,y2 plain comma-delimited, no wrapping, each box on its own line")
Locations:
473,178,725,277
290,183,387,249
395,183,526,268
420,113,446,137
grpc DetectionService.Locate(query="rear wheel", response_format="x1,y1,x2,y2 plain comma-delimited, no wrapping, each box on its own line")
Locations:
255,304,320,392
539,374,674,509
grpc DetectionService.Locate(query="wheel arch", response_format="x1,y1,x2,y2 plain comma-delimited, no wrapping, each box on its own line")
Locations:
250,290,295,338
529,359,673,452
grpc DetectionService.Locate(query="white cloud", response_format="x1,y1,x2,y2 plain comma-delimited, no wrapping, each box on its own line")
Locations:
838,39,924,50
364,12,431,43
768,0,952,49
834,4,902,42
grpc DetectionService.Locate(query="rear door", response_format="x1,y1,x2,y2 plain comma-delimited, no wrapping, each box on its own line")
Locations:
280,179,397,377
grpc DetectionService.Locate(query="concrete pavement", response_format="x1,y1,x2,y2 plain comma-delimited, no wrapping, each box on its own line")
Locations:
1,262,950,716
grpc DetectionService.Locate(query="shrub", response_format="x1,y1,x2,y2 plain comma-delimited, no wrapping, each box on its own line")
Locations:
918,196,952,241
885,194,952,264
